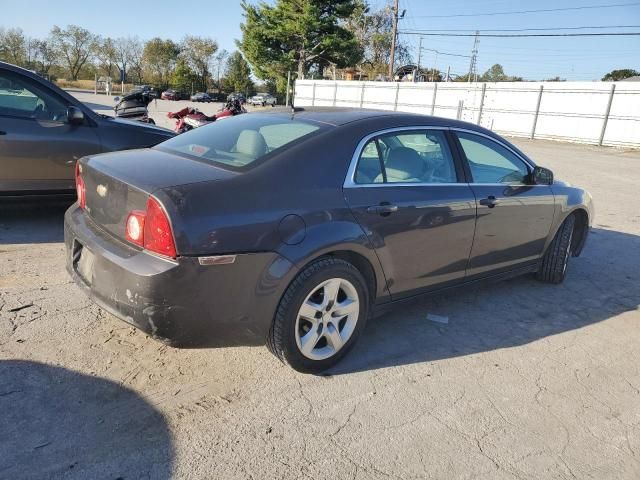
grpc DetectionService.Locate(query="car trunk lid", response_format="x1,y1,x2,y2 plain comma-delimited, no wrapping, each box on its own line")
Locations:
80,148,235,241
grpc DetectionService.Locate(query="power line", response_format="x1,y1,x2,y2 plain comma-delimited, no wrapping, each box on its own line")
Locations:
401,25,640,33
410,2,640,18
399,31,640,37
422,47,471,58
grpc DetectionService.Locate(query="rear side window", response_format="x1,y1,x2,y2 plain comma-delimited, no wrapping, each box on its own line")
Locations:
354,130,457,184
159,114,323,170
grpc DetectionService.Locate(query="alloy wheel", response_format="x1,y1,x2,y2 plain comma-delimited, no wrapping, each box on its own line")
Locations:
294,278,360,361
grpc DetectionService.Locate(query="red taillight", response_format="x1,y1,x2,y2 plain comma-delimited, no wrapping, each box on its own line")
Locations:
144,197,177,259
125,210,146,247
124,197,177,259
75,162,86,209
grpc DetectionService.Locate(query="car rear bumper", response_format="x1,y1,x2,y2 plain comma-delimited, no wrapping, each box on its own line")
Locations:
64,204,298,347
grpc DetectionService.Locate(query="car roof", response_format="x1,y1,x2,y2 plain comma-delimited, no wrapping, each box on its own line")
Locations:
258,107,481,129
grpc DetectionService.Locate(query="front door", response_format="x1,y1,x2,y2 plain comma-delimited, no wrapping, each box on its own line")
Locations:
344,128,477,299
0,69,101,193
453,131,555,277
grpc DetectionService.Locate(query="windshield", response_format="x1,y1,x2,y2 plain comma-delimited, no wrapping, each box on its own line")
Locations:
157,114,324,170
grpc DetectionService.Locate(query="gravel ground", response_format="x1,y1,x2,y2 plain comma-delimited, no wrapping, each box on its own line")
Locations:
1,100,639,480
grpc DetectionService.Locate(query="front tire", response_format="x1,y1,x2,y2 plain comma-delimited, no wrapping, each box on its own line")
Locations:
268,257,369,373
536,215,575,284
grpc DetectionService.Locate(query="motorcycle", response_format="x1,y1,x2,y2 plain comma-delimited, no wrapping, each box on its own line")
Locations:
168,99,246,133
113,91,155,124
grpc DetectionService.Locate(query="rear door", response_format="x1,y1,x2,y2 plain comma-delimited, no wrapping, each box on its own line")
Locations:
452,130,555,277
0,69,101,193
343,128,477,299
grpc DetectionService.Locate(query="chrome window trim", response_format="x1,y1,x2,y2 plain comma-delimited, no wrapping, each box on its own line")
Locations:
343,125,466,188
343,125,537,189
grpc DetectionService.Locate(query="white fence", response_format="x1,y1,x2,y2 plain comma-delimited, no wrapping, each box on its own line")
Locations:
294,80,640,148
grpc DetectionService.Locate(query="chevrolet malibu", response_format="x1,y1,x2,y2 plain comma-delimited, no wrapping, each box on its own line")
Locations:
65,108,593,372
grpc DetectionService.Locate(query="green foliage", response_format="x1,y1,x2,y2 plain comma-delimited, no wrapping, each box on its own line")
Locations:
50,24,98,80
225,51,253,94
480,64,522,82
602,69,639,81
172,57,196,92
181,35,217,90
143,38,180,87
0,28,26,65
345,1,411,80
239,0,362,93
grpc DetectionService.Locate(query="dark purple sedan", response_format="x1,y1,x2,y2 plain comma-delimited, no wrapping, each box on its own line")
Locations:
65,108,593,372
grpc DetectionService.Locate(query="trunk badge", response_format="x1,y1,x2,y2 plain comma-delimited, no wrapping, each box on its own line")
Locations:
96,184,108,197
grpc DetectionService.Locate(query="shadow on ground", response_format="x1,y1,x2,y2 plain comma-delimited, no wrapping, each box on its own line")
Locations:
331,228,640,375
0,361,173,479
0,202,70,244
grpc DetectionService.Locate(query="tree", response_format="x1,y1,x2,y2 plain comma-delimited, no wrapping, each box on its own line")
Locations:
111,37,142,82
602,69,639,81
225,51,253,94
480,64,522,82
1,28,26,65
214,49,229,92
143,38,180,87
239,0,362,92
346,1,411,79
50,25,97,80
35,38,57,76
181,36,217,90
128,37,145,84
96,37,117,78
172,57,196,92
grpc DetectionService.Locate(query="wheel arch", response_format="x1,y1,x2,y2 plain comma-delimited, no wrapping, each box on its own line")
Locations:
545,207,590,258
569,207,590,257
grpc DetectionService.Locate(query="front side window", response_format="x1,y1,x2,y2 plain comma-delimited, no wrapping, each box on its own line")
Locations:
158,114,323,170
456,132,530,184
354,129,457,184
0,71,68,121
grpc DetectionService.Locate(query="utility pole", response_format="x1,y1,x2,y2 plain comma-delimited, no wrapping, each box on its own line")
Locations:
388,0,399,80
467,30,479,83
415,36,423,82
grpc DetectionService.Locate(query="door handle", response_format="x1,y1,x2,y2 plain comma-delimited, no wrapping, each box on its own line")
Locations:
367,204,399,216
479,196,500,208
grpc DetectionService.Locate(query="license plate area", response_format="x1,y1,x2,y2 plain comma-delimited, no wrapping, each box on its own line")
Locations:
73,240,95,286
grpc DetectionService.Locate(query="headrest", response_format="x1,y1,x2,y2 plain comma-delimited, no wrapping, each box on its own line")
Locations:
385,147,424,180
235,130,267,158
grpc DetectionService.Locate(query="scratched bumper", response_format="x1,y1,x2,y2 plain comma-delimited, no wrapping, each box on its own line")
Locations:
64,204,297,347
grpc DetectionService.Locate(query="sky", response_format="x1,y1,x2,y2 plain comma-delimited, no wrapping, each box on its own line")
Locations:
2,0,640,80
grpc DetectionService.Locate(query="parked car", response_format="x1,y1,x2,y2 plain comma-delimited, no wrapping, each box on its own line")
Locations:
227,92,246,104
250,93,277,107
131,85,159,99
65,108,593,372
0,62,175,196
190,92,213,103
161,89,181,101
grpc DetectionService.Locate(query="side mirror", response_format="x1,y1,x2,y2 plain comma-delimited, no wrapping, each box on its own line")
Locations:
113,96,120,103
67,106,85,125
532,166,554,185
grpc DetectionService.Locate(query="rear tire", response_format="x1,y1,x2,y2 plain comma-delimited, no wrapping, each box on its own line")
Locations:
268,257,369,373
536,215,575,284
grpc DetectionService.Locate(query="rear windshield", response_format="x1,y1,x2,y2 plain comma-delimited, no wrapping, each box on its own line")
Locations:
157,114,324,170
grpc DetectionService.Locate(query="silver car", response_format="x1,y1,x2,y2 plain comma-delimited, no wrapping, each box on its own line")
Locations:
250,93,276,107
